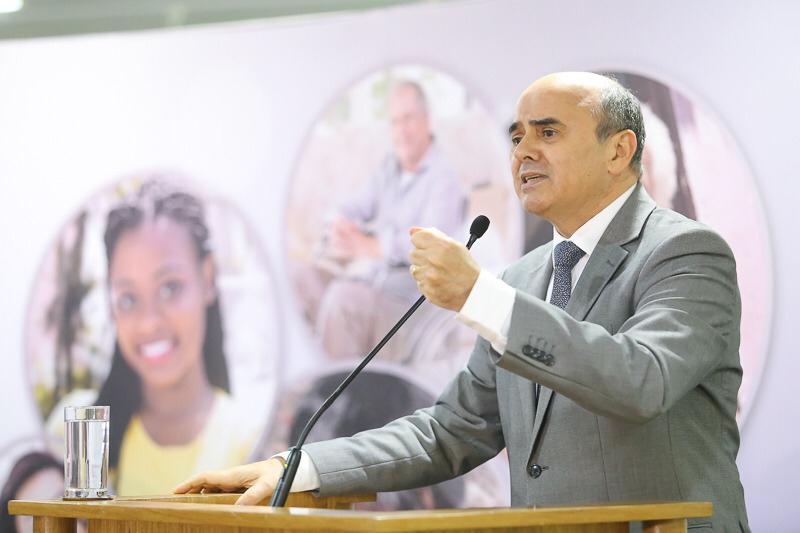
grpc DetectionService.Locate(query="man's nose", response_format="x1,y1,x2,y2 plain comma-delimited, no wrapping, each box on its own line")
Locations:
513,136,540,161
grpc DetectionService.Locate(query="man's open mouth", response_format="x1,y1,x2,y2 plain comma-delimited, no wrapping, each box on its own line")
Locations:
521,173,546,184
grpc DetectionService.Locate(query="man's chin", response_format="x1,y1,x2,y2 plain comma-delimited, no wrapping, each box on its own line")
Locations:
519,195,550,218
396,147,428,171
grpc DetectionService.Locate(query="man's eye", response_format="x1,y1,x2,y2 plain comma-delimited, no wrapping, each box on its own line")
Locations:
542,128,557,138
511,136,522,146
159,280,183,301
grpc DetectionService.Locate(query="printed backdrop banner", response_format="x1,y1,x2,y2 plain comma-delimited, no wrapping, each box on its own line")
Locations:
0,1,797,531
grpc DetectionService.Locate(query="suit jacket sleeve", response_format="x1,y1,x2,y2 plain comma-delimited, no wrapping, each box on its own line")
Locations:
302,335,505,496
497,226,740,424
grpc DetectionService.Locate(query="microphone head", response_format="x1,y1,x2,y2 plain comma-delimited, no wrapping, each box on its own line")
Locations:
469,215,490,239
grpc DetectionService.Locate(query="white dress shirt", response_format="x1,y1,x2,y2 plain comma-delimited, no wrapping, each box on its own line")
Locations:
281,185,637,492
457,185,636,353
275,450,321,492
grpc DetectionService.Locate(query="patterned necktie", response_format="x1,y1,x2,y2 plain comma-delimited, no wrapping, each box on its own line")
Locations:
535,240,585,408
549,240,586,309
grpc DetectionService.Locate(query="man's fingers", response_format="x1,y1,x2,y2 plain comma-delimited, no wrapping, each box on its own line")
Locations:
409,249,425,266
410,227,437,248
334,219,361,238
411,227,453,249
409,264,426,281
174,473,211,494
235,478,274,506
174,467,252,495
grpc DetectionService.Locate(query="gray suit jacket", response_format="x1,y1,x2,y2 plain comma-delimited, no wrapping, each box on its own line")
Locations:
305,184,749,532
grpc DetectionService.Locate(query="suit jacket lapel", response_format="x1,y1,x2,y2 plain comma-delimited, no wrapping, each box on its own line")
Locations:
565,183,656,321
564,244,628,321
528,184,657,460
515,251,552,445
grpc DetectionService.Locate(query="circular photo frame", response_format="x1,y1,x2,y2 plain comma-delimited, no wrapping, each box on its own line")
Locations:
23,172,283,495
0,434,64,533
260,360,509,509
522,70,772,426
285,63,521,393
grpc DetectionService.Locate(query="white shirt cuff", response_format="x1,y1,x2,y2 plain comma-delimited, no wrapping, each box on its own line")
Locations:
456,269,515,354
273,451,321,492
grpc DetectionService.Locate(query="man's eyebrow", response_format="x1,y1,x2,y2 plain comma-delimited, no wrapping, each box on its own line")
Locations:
508,117,565,135
529,117,564,127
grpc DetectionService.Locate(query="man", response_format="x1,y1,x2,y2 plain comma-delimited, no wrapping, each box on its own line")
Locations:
308,79,466,361
176,72,749,531
524,98,689,252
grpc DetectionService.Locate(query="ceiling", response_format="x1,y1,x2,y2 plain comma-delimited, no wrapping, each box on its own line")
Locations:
0,0,436,40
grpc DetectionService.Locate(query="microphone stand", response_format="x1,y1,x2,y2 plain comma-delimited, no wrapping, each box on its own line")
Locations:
270,223,486,507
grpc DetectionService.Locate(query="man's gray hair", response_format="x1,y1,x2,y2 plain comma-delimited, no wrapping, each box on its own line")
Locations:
590,78,646,177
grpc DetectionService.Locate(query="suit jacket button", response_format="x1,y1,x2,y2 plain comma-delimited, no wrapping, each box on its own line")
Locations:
522,344,534,356
528,463,546,479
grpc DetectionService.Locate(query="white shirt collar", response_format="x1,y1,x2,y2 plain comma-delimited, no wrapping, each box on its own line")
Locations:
552,184,637,258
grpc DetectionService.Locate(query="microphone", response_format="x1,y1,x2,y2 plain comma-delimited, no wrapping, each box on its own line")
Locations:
466,215,490,248
269,215,491,507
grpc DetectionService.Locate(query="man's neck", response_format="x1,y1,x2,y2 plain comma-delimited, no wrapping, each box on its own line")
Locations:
553,179,638,238
399,139,433,173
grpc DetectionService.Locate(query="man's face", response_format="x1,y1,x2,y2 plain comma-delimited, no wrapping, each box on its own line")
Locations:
389,85,431,171
509,78,619,235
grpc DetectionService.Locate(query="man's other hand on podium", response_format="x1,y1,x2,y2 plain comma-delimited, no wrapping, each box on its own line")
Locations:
173,458,283,505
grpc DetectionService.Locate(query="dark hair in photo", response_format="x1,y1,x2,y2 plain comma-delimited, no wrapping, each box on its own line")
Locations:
95,178,230,469
0,451,61,533
289,369,464,509
611,71,697,219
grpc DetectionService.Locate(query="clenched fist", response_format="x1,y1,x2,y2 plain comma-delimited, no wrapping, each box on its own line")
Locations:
409,227,481,311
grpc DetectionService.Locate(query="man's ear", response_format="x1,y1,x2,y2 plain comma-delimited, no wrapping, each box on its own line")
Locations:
607,129,637,178
201,254,217,305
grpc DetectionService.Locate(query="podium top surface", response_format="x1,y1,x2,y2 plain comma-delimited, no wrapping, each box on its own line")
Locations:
9,495,712,532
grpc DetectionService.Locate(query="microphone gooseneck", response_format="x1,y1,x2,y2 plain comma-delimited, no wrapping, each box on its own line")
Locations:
269,216,491,507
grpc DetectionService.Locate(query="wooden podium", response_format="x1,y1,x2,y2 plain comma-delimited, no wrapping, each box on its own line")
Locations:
10,493,712,533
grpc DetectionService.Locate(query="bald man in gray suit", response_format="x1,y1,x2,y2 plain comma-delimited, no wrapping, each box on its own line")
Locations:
177,72,749,532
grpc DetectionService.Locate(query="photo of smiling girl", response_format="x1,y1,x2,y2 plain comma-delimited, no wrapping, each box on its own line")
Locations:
94,179,250,495
21,175,280,497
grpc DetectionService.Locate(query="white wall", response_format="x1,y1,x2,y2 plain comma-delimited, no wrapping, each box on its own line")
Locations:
0,0,797,529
